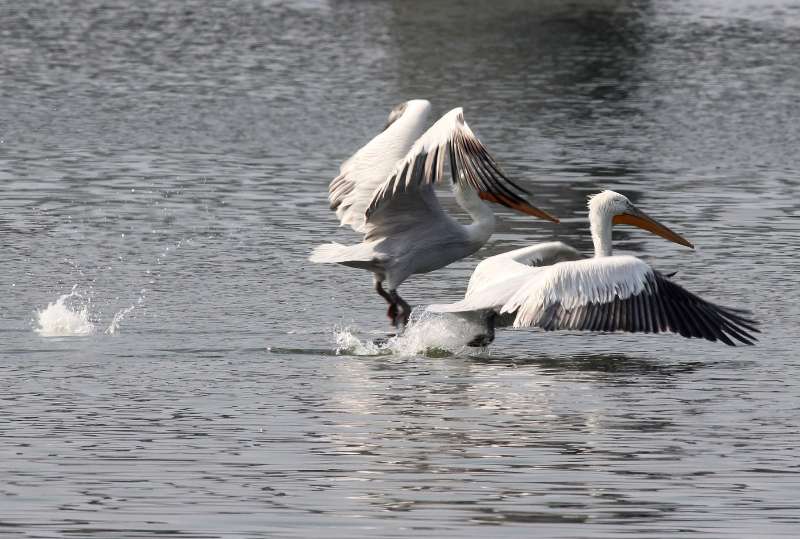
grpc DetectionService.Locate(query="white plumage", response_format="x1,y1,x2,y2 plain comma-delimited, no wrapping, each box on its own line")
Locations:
327,100,432,233
311,99,558,327
431,241,583,315
503,256,654,326
429,190,759,346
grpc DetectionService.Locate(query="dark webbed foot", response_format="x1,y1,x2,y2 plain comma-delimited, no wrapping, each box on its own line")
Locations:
389,290,411,328
376,279,401,327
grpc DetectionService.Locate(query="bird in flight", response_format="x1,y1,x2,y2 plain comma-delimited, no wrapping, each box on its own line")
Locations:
310,99,559,327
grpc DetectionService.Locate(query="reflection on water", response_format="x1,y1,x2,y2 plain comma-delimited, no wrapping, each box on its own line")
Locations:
2,0,799,537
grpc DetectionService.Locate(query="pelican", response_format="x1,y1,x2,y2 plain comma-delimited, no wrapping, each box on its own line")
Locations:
429,190,759,346
310,99,559,327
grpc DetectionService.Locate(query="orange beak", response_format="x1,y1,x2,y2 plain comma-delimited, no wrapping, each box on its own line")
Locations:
612,207,694,249
479,192,560,223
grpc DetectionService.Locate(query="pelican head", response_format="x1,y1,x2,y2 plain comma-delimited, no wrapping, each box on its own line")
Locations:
588,190,694,249
383,99,431,131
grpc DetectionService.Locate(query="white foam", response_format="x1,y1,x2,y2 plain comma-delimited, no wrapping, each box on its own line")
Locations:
333,310,486,357
35,286,96,337
334,326,385,356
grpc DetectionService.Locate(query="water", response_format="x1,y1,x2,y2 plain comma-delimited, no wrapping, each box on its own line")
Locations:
2,0,799,536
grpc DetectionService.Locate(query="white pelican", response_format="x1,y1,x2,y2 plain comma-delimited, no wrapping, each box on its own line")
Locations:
429,190,759,346
310,99,559,327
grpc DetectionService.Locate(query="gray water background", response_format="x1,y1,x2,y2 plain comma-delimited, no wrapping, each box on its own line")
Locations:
1,0,799,537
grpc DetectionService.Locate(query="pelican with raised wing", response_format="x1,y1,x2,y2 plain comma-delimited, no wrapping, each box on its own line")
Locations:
310,99,559,327
429,190,759,346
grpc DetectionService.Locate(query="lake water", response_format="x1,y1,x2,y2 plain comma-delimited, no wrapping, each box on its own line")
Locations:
2,0,799,537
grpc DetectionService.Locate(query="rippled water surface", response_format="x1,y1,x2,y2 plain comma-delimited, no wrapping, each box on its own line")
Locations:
2,0,799,537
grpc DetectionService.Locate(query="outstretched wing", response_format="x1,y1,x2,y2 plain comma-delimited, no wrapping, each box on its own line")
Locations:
429,242,584,314
502,256,759,346
465,242,584,296
328,100,431,233
365,108,558,224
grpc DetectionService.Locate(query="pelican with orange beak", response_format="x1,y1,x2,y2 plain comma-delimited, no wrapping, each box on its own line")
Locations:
310,100,559,327
429,190,759,346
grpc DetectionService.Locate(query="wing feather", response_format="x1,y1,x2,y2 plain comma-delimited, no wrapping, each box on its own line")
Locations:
327,100,431,233
366,107,545,220
426,242,584,315
501,256,758,346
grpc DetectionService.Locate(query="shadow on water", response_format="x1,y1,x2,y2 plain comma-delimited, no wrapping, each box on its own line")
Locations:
361,487,684,527
267,346,345,357
269,332,710,380
470,351,708,377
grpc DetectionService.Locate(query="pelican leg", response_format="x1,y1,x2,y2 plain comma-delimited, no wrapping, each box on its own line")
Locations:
389,290,411,328
375,279,399,325
467,312,496,347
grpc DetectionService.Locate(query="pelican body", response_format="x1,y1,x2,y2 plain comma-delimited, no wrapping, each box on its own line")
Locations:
310,100,558,327
430,191,759,347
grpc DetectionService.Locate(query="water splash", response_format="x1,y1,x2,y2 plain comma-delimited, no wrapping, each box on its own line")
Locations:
333,310,486,357
104,288,146,335
334,327,386,356
35,286,96,337
105,305,135,335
